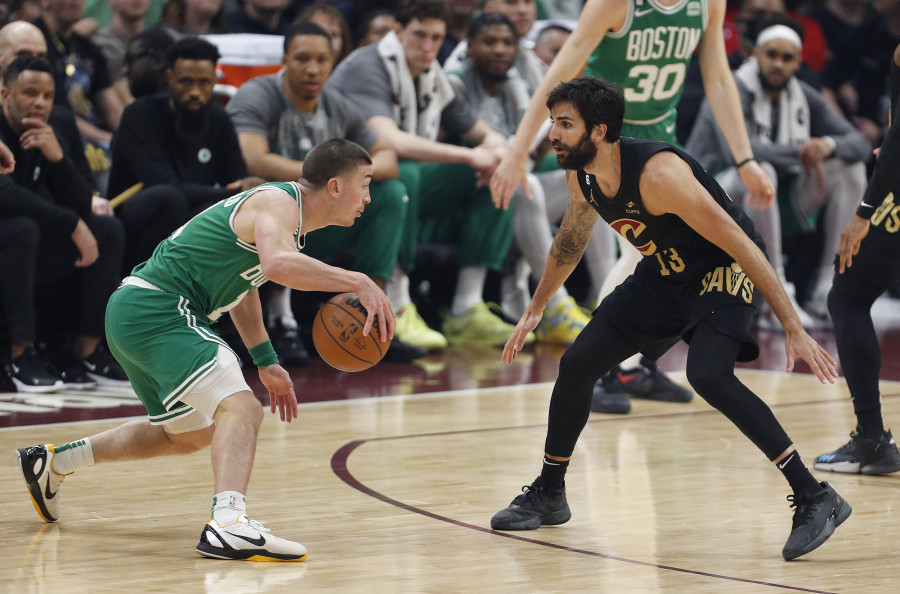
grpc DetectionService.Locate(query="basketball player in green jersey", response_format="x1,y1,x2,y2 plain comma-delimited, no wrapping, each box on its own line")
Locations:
490,0,776,413
15,139,394,562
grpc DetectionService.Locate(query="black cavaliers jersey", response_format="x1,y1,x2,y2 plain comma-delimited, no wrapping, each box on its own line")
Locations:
576,138,765,286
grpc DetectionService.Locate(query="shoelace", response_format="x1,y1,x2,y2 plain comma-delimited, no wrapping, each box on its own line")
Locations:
786,490,824,528
512,484,544,505
243,517,272,533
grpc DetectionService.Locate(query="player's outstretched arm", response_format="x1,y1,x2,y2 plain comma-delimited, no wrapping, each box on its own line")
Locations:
229,289,298,423
490,0,627,207
642,153,837,383
503,172,598,363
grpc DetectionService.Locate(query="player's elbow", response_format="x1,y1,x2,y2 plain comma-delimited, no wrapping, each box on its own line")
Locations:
259,254,290,285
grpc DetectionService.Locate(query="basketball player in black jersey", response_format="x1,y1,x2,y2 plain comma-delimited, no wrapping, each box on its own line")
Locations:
490,77,850,561
813,43,900,476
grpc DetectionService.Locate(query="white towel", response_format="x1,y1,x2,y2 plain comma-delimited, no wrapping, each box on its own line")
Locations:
376,31,455,141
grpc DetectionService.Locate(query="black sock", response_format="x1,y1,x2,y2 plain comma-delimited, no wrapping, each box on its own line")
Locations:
539,455,569,488
777,451,820,495
856,415,885,438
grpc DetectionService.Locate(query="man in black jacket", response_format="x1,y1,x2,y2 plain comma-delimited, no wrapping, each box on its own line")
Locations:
109,37,261,271
0,56,127,391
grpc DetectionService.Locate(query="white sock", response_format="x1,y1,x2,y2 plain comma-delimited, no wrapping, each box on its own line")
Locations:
50,438,94,475
451,266,486,316
212,491,246,526
387,264,412,311
266,286,294,325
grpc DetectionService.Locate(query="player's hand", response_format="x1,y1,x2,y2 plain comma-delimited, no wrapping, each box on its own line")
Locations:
259,363,298,423
739,160,775,210
355,278,395,343
71,218,99,267
0,138,15,173
490,148,531,210
502,309,541,364
20,117,63,163
784,328,837,384
837,215,870,273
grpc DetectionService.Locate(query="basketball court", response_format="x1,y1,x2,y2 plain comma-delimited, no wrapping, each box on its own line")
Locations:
1,297,899,593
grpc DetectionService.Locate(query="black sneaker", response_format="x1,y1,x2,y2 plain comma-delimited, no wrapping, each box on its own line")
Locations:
782,481,852,561
270,316,309,367
1,363,16,392
618,357,693,402
491,477,571,530
383,339,427,363
814,430,900,475
82,344,131,387
9,347,62,393
43,345,97,391
591,369,631,414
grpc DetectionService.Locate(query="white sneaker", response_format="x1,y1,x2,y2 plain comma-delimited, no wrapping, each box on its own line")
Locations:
16,444,67,523
196,515,308,562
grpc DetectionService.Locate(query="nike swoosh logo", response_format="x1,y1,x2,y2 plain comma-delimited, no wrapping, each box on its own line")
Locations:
617,372,640,384
228,531,266,546
635,8,655,17
83,361,97,372
44,480,58,500
777,453,795,469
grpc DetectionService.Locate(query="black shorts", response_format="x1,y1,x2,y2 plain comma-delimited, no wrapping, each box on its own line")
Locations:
598,259,762,363
831,226,900,299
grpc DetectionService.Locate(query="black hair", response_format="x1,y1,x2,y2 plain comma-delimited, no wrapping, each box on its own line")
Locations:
3,55,52,87
467,11,518,42
283,21,332,55
128,27,176,57
165,36,220,69
395,0,447,28
355,8,394,45
537,24,572,41
302,139,373,189
546,76,624,143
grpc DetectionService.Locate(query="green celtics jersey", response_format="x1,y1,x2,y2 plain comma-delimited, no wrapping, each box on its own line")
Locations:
133,182,304,322
586,0,707,141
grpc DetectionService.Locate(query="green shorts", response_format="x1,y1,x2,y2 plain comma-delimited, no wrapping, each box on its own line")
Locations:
105,282,232,425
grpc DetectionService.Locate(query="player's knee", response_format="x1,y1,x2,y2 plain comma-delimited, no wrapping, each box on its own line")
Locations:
557,343,605,384
221,390,264,428
685,358,732,402
168,425,214,454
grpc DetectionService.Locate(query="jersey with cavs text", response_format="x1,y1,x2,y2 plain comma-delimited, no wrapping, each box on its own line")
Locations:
576,138,764,293
132,181,305,323
586,0,707,142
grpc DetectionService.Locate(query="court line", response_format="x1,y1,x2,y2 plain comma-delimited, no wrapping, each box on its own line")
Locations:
329,394,894,594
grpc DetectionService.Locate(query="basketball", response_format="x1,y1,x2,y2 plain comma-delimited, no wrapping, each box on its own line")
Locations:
312,293,389,372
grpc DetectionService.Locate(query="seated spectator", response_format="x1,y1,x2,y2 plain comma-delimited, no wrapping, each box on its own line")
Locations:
158,0,230,36
329,0,525,347
445,0,547,94
295,4,352,64
685,20,869,327
226,22,427,361
355,8,397,48
0,21,114,237
446,12,602,343
109,37,260,271
532,22,570,67
439,0,478,65
676,0,825,145
226,0,290,35
92,0,152,106
35,0,126,155
81,0,166,31
0,56,127,390
123,27,175,99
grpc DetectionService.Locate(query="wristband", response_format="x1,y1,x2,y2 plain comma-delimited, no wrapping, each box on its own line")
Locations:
735,157,756,169
855,201,877,220
249,340,279,368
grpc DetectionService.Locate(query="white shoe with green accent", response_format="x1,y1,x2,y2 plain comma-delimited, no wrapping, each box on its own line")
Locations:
16,444,67,523
197,515,308,561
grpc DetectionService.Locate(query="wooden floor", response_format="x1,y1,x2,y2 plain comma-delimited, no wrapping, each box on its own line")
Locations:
2,297,900,593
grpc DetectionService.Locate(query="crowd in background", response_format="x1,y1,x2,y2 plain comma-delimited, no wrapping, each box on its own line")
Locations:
0,0,897,394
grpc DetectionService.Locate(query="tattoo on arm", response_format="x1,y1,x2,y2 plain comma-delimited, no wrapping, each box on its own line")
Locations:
550,200,596,267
